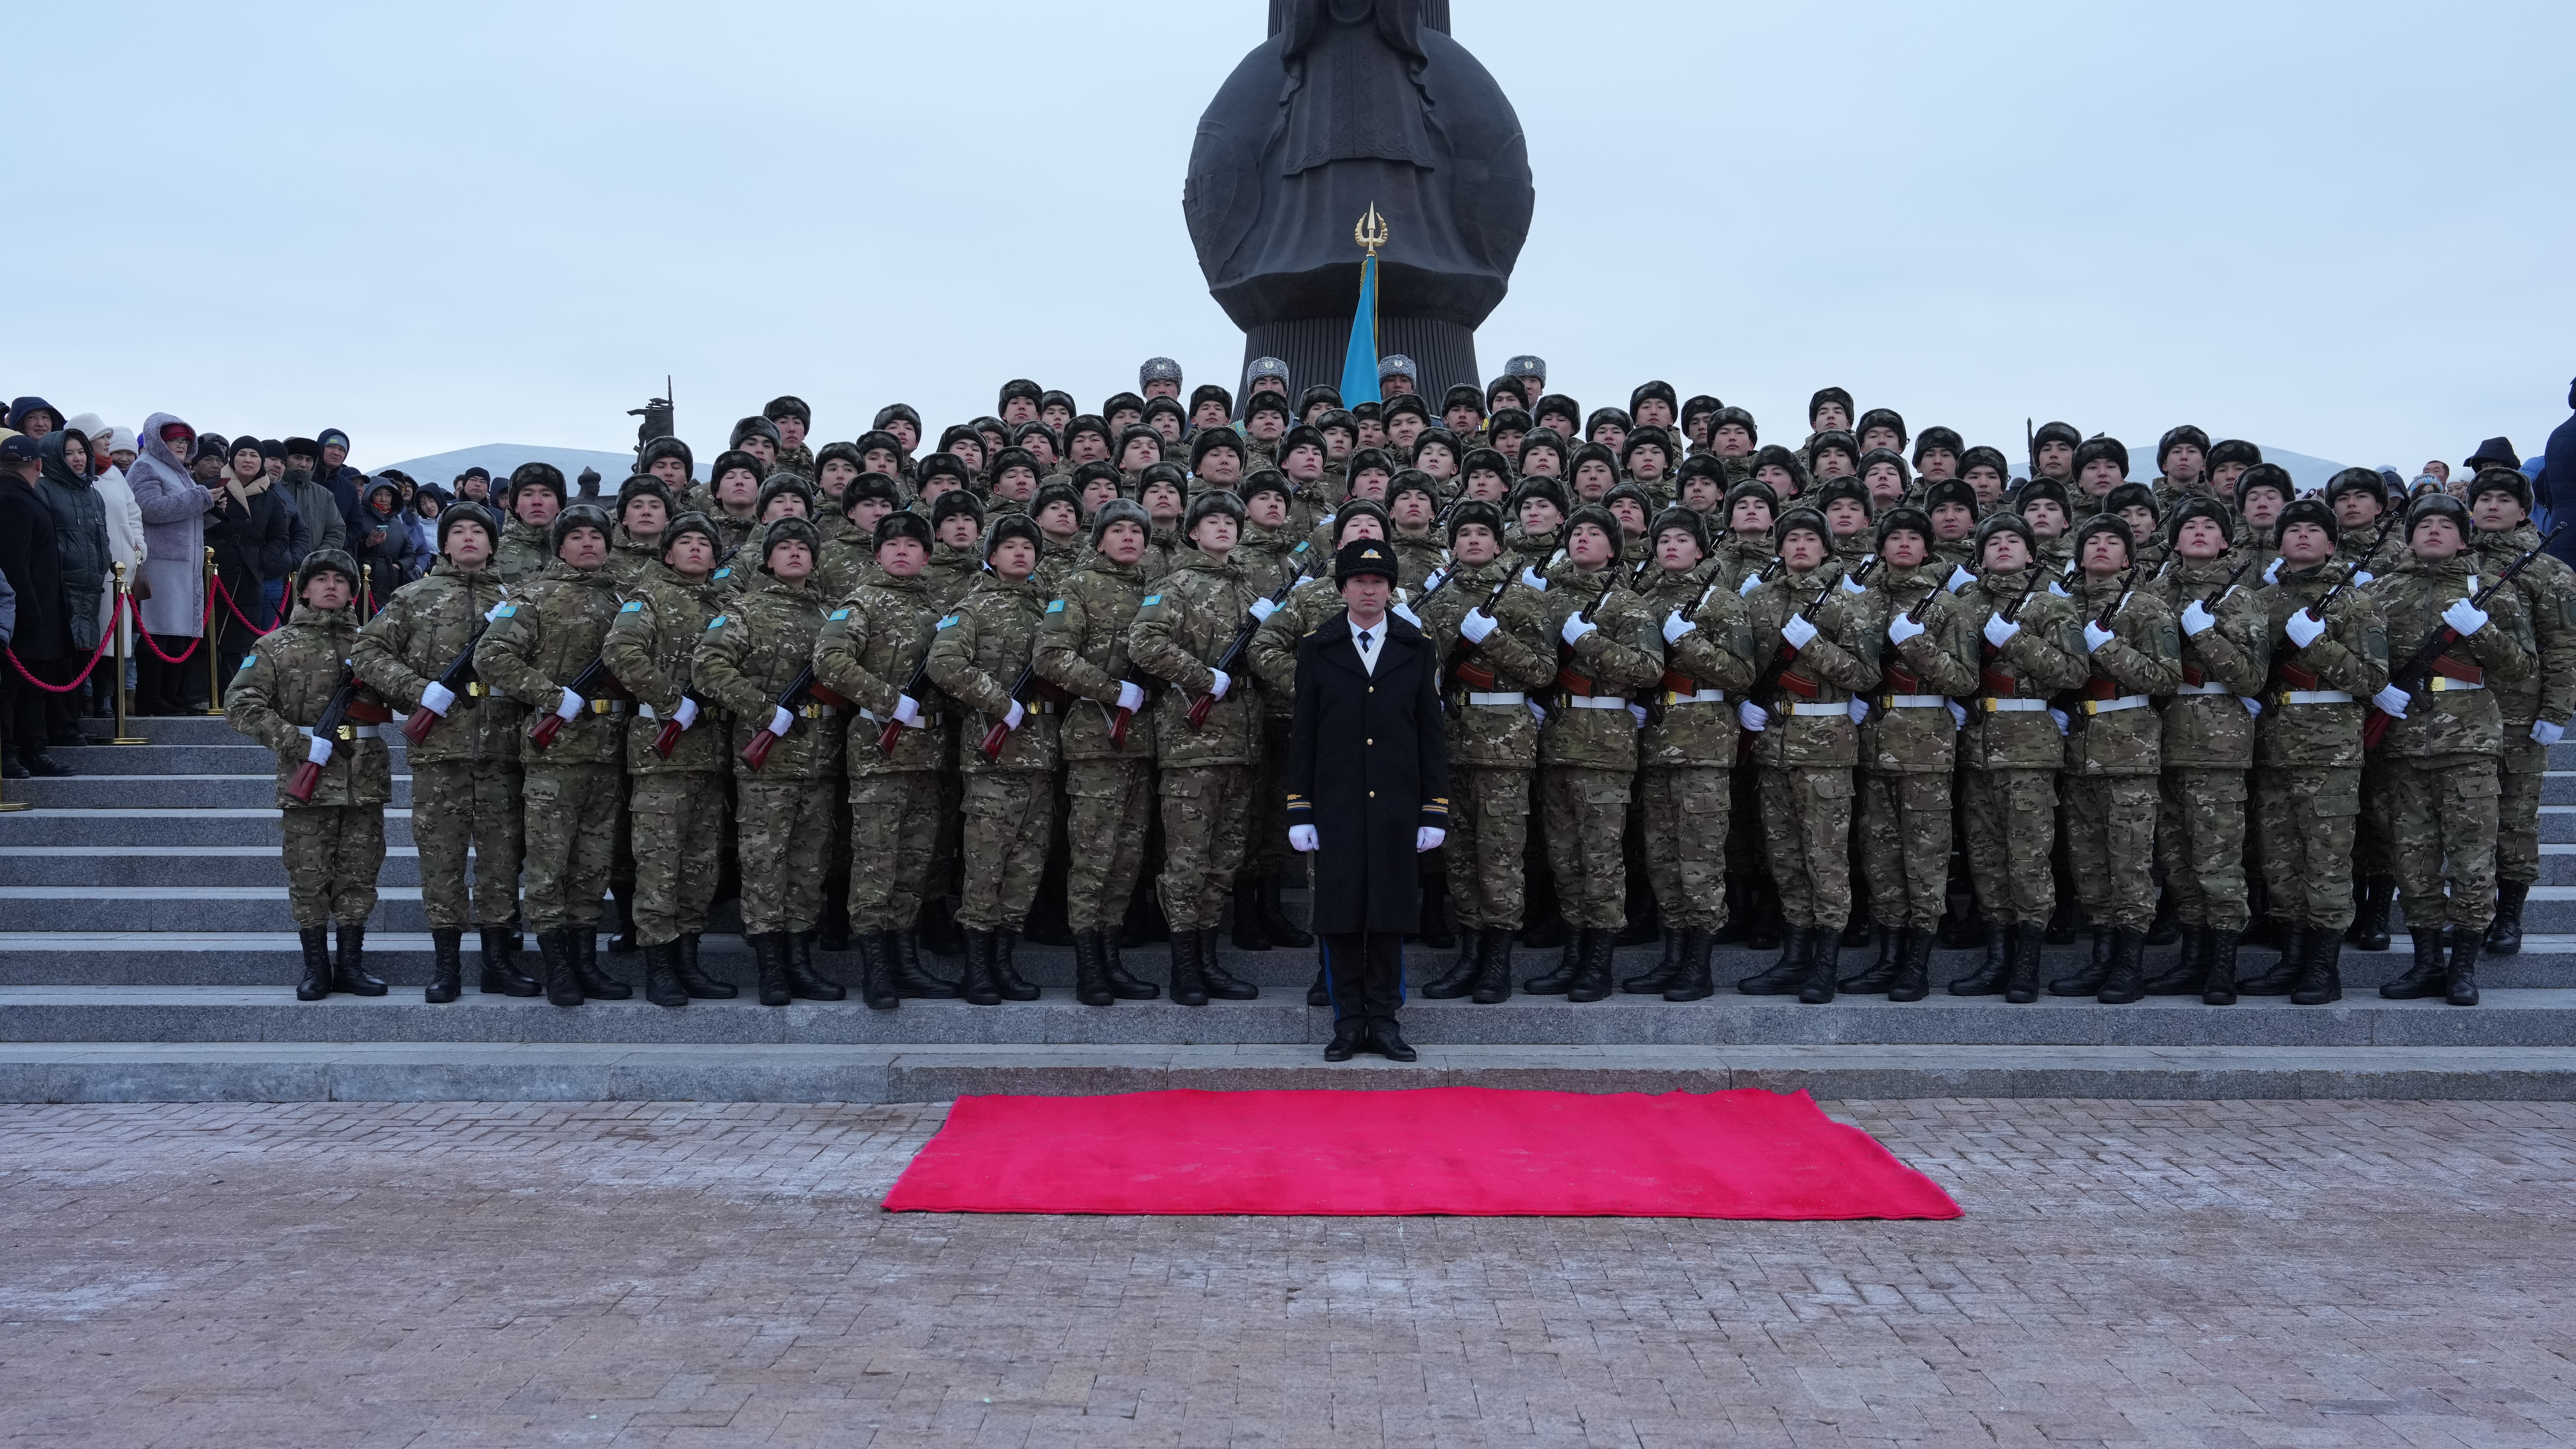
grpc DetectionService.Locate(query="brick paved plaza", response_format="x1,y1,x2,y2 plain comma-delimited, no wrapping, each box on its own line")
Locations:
2,1097,2570,1447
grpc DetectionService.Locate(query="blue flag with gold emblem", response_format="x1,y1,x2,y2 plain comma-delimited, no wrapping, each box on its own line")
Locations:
1338,253,1380,405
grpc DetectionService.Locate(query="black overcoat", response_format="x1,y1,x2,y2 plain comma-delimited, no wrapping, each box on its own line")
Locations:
1285,608,1450,934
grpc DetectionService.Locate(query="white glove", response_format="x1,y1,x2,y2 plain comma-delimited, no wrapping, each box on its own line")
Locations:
1626,703,1648,728
1519,565,1548,592
1460,609,1499,644
1662,609,1696,644
417,681,455,716
1738,573,1763,597
2372,684,2411,719
672,696,700,730
1737,700,1768,732
2048,707,2070,735
1115,680,1146,713
483,600,508,622
1982,614,2021,647
2354,570,2375,586
1886,612,1925,647
1847,697,1870,724
892,694,922,726
1206,669,1231,700
1945,700,1968,730
2442,597,2489,636
2533,719,2565,746
1946,565,1975,594
2083,621,2116,653
1002,699,1025,731
1288,823,1318,853
2283,609,2328,648
1841,572,1868,594
554,687,583,722
1416,826,1446,852
305,734,335,766
767,705,795,737
2241,695,2264,718
1248,597,1279,622
1560,614,1598,647
1780,613,1818,649
2263,557,2284,584
2179,601,2216,637
2048,580,2069,597
1391,601,1421,627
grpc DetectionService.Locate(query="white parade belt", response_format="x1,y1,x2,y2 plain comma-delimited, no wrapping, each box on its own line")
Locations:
298,724,382,740
1784,701,1846,718
2080,694,2151,715
1465,691,1526,706
1981,697,2049,712
1878,693,1947,709
1661,689,1727,706
2276,689,2356,705
2171,680,2234,696
1565,695,1631,710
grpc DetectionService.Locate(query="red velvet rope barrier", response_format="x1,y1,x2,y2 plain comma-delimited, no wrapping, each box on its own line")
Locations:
6,594,129,693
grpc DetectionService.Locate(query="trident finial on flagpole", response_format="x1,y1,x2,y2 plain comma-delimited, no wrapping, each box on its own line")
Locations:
1354,203,1388,257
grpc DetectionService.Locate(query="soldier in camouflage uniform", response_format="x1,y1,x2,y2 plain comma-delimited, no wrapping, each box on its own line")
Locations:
1845,506,1978,1001
696,517,850,1007
228,549,394,1001
605,476,671,588
2143,495,2270,996
492,462,565,583
350,503,539,1002
1232,470,1321,951
1525,505,1666,1000
2372,492,2535,1007
597,512,737,1008
1033,499,1167,1005
1948,513,2090,1002
1411,500,1558,1003
1734,506,1884,1002
474,504,633,1006
2249,498,2389,1005
924,512,1056,1006
816,473,900,603
2467,467,2576,954
766,396,815,479
1127,490,1268,1004
2327,468,2404,949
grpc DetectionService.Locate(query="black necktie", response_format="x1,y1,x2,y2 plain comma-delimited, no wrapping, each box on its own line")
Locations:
1358,630,1371,650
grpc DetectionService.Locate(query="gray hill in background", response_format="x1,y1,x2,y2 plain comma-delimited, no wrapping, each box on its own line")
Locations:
376,443,636,492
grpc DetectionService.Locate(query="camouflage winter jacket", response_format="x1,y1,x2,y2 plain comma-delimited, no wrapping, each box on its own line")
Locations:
2060,567,2181,777
925,571,1059,776
2256,564,2388,770
2149,555,2269,770
1389,531,1449,589
473,559,627,769
599,560,730,776
1954,568,2090,772
226,604,393,809
923,542,985,612
1637,559,1759,769
1246,570,1354,706
603,528,662,591
812,533,880,605
2473,522,2576,733
1128,550,1264,769
351,558,517,769
1859,563,1977,775
1534,560,1665,772
492,519,553,584
1416,555,1556,770
810,570,946,778
1033,556,1159,764
693,571,845,783
1742,562,1883,770
2370,551,2534,760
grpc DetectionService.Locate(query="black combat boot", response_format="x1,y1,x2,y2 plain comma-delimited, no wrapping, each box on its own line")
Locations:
1100,934,1159,999
959,929,1002,1007
2201,929,2240,1005
891,929,960,999
2446,933,2482,1007
2143,885,2182,946
1566,928,1616,1003
1888,928,1933,1003
1231,878,1272,952
1621,929,1687,995
855,931,899,1011
1168,929,1210,1007
572,929,630,1000
2484,881,2528,955
2238,926,2304,996
675,934,736,999
1524,932,1582,994
1661,928,1715,1003
787,931,845,1001
991,930,1040,1001
1423,928,1485,998
333,920,387,995
1948,924,2010,996
644,940,688,1008
1260,874,1313,948
2349,875,2394,951
1799,927,1840,1005
2292,931,2343,1005
1711,874,1756,945
1839,923,1902,994
917,896,968,957
1199,930,1259,1000
425,928,464,1004
478,926,542,996
1736,922,1813,995
2382,929,2451,999
2004,924,2045,1004
607,884,639,953
1472,930,1516,1004
1306,963,1329,1007
1071,930,1115,1007
540,929,583,1007
2142,922,2207,996
295,925,333,1001
752,932,792,1007
2050,926,2114,997
1419,888,1457,949
2096,929,2146,1004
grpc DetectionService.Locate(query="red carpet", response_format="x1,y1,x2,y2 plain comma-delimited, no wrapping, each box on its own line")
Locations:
882,1087,1960,1219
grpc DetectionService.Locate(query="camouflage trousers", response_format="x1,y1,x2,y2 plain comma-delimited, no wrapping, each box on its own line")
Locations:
2156,768,2249,932
1156,763,1253,930
2380,753,2502,931
1858,770,1950,930
628,770,727,946
1541,765,1632,929
2065,773,2159,932
844,770,940,934
1759,765,1854,931
2498,735,2546,888
2254,765,2360,930
1445,765,1533,931
521,762,621,930
1963,768,2058,926
280,803,384,928
1249,713,1294,875
958,772,1055,932
1639,765,1731,930
1063,758,1152,932
409,757,521,930
736,775,837,935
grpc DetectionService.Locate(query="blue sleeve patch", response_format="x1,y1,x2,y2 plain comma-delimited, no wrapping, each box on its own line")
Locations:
1142,594,1162,606
713,568,731,580
492,604,517,618
706,615,726,630
1045,599,1065,613
937,614,959,630
618,600,643,613
829,608,850,620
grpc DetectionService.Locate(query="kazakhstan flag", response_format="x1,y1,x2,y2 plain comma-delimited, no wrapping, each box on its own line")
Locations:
1338,253,1380,405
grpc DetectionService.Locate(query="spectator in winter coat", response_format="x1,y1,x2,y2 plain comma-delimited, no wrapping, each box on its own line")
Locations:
125,413,217,715
7,397,61,437
350,477,417,600
32,430,111,747
0,433,72,774
65,414,143,708
204,438,295,677
317,427,366,535
275,437,347,561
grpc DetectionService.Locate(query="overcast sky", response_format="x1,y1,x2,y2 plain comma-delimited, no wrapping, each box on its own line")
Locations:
18,1,2569,477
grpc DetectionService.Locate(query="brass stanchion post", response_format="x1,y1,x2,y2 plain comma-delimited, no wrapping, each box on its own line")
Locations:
202,547,225,715
107,564,145,745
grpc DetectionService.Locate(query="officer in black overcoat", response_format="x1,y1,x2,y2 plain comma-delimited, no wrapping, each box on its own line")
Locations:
1285,538,1451,1061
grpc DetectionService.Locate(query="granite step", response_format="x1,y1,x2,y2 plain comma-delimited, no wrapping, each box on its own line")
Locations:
0,775,415,809
0,808,421,847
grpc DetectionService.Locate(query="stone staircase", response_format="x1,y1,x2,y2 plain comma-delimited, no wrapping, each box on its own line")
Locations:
1,714,2569,1102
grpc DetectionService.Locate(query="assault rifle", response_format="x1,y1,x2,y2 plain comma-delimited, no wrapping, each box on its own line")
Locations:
651,691,706,759
527,655,626,750
872,653,928,756
2362,523,2565,749
287,664,365,803
1186,542,1314,731
977,661,1042,764
1444,571,1521,695
2056,561,2142,730
398,604,500,746
1737,557,1879,760
739,664,855,768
